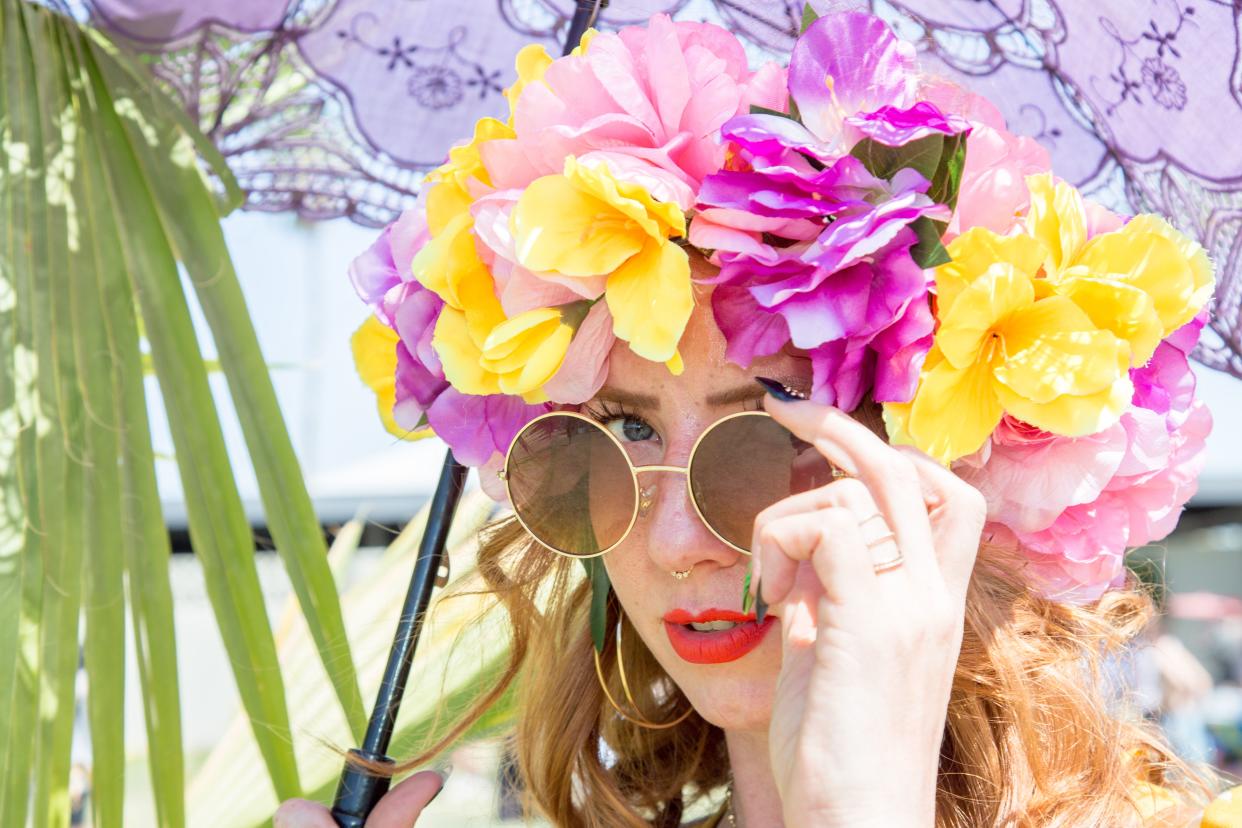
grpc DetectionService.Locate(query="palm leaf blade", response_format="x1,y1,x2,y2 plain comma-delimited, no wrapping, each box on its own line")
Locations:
89,34,367,740
78,33,302,802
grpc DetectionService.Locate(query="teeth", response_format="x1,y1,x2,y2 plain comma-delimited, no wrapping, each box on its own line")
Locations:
689,620,739,632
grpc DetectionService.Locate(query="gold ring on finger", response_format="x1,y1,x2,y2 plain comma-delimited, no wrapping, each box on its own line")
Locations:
871,552,905,574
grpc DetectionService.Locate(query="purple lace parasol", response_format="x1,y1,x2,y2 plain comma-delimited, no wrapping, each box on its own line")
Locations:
48,0,1242,379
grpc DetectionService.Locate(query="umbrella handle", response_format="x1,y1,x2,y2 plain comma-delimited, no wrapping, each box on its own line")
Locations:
330,449,468,827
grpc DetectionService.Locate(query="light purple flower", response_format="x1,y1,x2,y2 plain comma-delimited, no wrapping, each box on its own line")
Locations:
349,207,429,324
789,12,918,150
425,389,550,468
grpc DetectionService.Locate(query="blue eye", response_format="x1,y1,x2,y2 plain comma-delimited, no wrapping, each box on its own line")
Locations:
605,416,655,443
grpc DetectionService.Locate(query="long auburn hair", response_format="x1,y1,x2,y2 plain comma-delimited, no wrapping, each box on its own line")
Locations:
367,403,1218,827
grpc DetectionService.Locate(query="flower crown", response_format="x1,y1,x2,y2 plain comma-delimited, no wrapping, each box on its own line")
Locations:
350,9,1214,603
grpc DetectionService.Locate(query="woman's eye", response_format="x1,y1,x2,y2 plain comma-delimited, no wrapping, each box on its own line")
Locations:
604,416,656,443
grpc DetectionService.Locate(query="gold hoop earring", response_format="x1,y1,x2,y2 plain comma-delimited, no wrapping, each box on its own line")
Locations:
593,621,694,730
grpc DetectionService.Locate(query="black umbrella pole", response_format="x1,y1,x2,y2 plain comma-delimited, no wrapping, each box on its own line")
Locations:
564,0,609,57
330,449,469,827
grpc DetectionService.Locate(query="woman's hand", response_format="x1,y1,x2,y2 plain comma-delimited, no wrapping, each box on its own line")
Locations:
272,770,445,828
753,394,986,828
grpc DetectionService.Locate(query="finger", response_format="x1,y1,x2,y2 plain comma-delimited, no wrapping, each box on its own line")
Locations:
366,770,447,828
750,477,877,598
893,445,986,595
755,508,876,611
273,799,337,828
763,396,938,584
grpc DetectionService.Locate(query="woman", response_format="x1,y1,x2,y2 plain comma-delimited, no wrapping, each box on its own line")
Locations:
278,10,1236,827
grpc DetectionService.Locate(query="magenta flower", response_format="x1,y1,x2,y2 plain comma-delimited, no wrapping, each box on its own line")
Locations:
697,156,939,410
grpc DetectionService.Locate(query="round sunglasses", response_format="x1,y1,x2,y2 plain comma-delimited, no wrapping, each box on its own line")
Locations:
498,410,839,558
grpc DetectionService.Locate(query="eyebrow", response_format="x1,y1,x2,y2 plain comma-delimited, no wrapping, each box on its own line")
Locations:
593,375,808,409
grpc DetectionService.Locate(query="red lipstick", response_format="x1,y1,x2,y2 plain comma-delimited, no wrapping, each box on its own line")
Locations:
662,608,776,664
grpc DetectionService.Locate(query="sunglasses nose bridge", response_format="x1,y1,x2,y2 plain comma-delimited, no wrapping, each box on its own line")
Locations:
632,465,688,517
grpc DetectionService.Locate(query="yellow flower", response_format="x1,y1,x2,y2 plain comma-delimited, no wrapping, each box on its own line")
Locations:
424,116,515,234
432,302,593,401
431,305,502,397
480,304,588,396
892,175,1215,463
350,316,424,440
510,156,692,367
888,261,1132,463
503,44,553,121
1023,174,1211,364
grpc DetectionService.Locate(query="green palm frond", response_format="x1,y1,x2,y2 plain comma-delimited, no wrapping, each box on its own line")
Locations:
187,492,515,827
0,2,366,824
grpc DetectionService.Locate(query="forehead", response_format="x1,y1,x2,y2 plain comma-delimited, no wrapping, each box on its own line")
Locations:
601,280,810,403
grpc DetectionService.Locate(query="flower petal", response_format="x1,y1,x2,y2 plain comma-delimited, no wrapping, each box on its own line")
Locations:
542,301,614,403
789,12,917,145
510,174,645,277
995,296,1131,402
904,350,1003,462
712,284,791,367
937,228,1045,315
1054,275,1163,365
1075,217,1213,339
936,263,1035,370
605,239,693,363
431,306,502,395
1024,173,1086,275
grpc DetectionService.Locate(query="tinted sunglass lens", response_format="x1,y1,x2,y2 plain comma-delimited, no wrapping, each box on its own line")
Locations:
505,415,635,556
689,414,837,552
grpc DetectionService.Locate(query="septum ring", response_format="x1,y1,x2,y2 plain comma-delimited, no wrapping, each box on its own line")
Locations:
670,568,692,580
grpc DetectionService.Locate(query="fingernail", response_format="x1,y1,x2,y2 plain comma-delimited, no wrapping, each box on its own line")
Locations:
741,570,753,613
755,376,808,402
430,764,452,803
755,581,768,624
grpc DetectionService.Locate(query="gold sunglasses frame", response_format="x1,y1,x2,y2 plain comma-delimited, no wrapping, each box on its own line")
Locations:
498,409,787,559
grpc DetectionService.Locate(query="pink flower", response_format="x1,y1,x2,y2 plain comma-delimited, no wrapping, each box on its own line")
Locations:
481,14,786,192
920,80,1051,238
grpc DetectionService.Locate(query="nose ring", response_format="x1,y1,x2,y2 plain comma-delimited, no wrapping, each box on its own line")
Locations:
670,568,692,580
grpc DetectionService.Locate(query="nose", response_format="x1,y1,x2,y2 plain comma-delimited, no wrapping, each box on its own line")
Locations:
634,467,742,575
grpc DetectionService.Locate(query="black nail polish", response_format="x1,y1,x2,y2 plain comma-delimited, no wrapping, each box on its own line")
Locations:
755,376,807,402
755,578,768,624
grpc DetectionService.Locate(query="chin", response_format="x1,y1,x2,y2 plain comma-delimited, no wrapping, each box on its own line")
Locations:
661,632,781,732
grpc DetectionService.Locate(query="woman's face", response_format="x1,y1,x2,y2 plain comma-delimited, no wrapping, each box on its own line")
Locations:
594,287,811,733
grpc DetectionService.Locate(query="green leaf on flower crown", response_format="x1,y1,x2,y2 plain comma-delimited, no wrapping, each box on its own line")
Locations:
581,555,612,653
800,4,820,33
852,130,969,270
749,104,798,121
909,216,952,268
851,133,945,183
927,131,968,211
